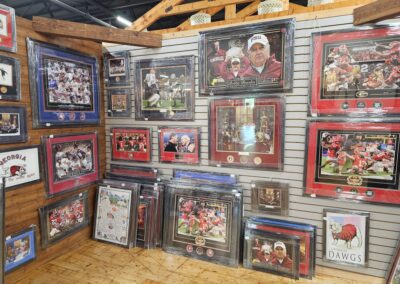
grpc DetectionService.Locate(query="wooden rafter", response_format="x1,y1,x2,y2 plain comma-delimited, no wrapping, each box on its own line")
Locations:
225,4,236,20
353,0,400,25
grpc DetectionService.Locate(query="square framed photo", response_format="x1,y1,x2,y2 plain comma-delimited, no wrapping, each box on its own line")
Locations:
5,225,37,274
310,26,400,116
199,18,294,95
323,209,369,267
209,96,285,169
158,127,200,164
39,191,89,248
243,228,300,279
387,240,400,284
0,55,20,101
107,89,131,117
0,106,27,144
0,4,17,53
134,56,195,121
251,181,288,216
304,119,400,205
104,51,130,87
42,132,99,197
27,38,100,128
110,127,151,163
0,145,41,191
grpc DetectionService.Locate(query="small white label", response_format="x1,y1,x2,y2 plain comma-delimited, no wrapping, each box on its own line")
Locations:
110,133,113,136
46,123,51,127
311,193,316,198
121,183,125,187
107,110,111,112
251,184,256,188
140,195,144,199
157,178,161,182
323,217,327,221
232,189,237,193
216,164,221,168
159,109,167,113
145,118,148,121
245,236,249,240
49,135,54,139
79,193,83,197
153,170,158,173
230,174,235,178
0,96,2,100
235,193,241,197
154,183,158,186
158,130,161,133
238,152,249,156
107,185,110,189
210,92,214,96
6,236,11,241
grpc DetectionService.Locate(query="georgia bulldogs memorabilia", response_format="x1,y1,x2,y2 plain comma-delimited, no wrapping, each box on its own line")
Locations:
310,27,400,116
251,181,289,216
104,51,130,87
0,145,41,191
0,4,17,53
0,106,27,144
304,119,400,205
111,127,151,163
107,89,131,117
27,38,100,128
209,96,284,169
0,55,20,101
42,132,99,197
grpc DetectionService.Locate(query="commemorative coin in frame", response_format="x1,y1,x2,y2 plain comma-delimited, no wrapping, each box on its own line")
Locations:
304,119,400,205
39,191,89,248
323,209,369,267
209,95,284,169
27,38,100,128
0,55,20,101
42,132,99,197
0,145,41,191
107,89,131,117
387,240,400,284
310,26,400,116
134,56,195,121
0,4,17,53
158,127,200,164
110,127,151,163
0,106,27,144
199,18,294,95
251,181,289,216
104,51,130,87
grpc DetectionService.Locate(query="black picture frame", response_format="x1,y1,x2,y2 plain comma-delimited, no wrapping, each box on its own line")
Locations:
107,88,132,117
250,181,289,216
0,55,20,101
104,51,131,87
0,106,27,144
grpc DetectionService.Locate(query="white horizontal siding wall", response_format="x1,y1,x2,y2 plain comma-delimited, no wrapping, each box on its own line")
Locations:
104,14,400,278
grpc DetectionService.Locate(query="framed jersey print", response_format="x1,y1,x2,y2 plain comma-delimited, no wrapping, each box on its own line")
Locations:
0,4,17,53
0,55,20,101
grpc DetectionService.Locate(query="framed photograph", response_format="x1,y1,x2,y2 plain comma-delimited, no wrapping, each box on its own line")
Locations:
251,181,289,216
199,18,294,95
107,89,131,117
93,183,139,248
134,56,195,121
387,240,400,284
173,169,237,185
5,225,37,273
104,51,130,87
39,191,89,248
243,228,300,279
209,96,284,169
136,196,155,248
158,127,200,164
0,55,20,101
0,4,16,53
42,132,99,197
0,106,27,144
323,209,369,267
108,164,159,182
304,119,400,205
27,38,100,128
310,27,400,116
110,127,151,163
0,145,41,191
0,179,4,282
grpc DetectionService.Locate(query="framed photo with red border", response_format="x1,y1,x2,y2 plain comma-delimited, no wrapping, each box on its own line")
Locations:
110,127,151,163
42,132,99,197
309,26,400,117
0,4,17,53
209,95,284,169
158,127,200,164
304,119,400,205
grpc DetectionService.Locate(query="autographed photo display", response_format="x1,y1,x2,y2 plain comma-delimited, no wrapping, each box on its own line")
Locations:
305,120,400,205
105,51,130,87
199,19,294,95
251,181,288,216
0,106,27,144
209,96,284,169
0,55,20,101
0,4,16,52
5,226,36,273
27,38,100,127
310,27,400,116
135,56,195,120
111,127,151,162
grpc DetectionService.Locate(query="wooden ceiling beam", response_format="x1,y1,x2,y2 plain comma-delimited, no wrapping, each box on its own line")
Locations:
353,0,400,25
236,0,261,17
225,4,237,20
32,16,162,47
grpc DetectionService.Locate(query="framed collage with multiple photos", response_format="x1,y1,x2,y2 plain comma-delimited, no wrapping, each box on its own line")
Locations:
251,181,289,216
134,56,195,121
107,89,131,117
0,106,27,144
0,54,20,101
110,127,151,163
27,38,100,128
39,191,89,248
42,132,99,197
199,18,294,95
104,51,130,87
309,26,400,117
209,95,284,169
0,4,17,53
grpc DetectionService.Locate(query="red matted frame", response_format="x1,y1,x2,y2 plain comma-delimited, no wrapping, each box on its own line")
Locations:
42,132,99,197
111,127,151,163
209,96,284,169
0,4,17,53
158,127,200,164
310,26,400,116
304,120,400,205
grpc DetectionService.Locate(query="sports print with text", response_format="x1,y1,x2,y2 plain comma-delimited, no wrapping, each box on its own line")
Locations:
5,236,31,266
0,112,19,135
116,132,147,153
53,140,94,182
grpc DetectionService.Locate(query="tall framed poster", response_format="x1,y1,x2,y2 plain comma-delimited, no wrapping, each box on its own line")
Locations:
0,4,17,53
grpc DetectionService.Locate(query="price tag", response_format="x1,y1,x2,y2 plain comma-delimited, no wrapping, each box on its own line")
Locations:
238,152,249,156
46,123,51,127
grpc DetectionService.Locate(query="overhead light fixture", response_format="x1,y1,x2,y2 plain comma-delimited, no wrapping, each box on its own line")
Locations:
258,0,284,15
190,13,211,26
116,16,132,27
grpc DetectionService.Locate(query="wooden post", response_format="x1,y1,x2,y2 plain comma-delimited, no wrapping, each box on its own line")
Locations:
353,0,400,25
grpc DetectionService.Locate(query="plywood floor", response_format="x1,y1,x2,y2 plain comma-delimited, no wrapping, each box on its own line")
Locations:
15,240,384,284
